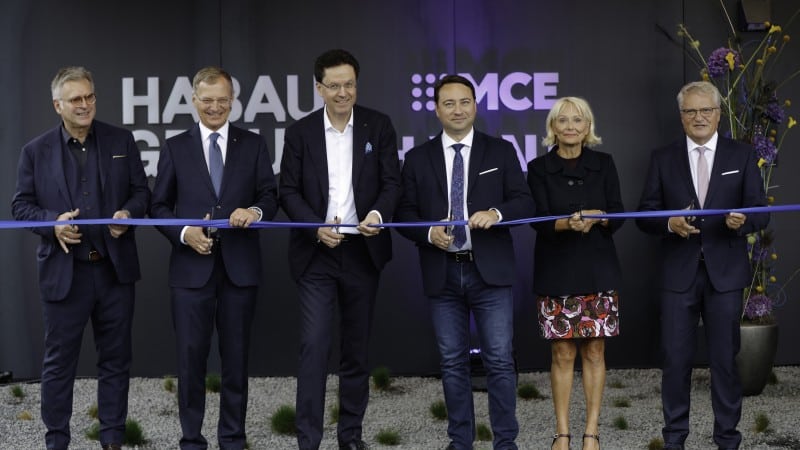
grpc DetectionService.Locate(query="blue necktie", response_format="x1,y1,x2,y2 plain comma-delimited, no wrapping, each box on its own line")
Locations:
209,132,223,196
450,143,467,249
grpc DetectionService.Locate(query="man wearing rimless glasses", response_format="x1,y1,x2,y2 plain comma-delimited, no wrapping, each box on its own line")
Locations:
150,66,278,450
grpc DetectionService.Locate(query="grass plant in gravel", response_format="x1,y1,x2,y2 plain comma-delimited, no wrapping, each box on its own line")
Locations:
612,415,629,430
517,382,544,400
85,419,146,446
205,373,221,393
123,419,146,446
612,397,631,407
9,384,24,400
17,410,33,420
429,399,447,420
87,403,98,419
163,376,176,393
86,422,100,441
754,412,770,433
608,379,626,389
647,437,665,450
271,404,297,435
329,402,339,424
375,428,401,445
476,423,492,441
371,366,392,391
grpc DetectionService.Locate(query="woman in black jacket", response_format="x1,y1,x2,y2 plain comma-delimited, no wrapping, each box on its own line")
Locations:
527,97,624,450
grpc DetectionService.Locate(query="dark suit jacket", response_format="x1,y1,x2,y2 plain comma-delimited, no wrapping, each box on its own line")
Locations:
395,130,535,296
150,123,278,288
11,120,150,301
527,147,625,296
636,136,769,293
279,105,401,280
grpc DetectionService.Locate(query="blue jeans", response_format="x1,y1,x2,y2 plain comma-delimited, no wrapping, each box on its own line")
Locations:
429,259,518,450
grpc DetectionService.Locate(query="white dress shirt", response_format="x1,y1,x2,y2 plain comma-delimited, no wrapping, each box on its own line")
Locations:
323,105,360,234
686,131,718,201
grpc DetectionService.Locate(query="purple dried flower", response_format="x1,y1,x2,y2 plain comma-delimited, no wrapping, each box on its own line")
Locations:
744,294,772,320
707,47,741,78
753,135,778,164
749,240,770,262
764,101,786,124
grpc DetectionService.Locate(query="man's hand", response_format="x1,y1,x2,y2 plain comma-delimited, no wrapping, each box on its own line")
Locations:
356,211,382,236
468,210,499,229
54,208,81,253
108,209,131,238
317,217,345,248
725,212,747,230
668,215,700,238
430,218,455,250
186,213,214,255
229,207,259,228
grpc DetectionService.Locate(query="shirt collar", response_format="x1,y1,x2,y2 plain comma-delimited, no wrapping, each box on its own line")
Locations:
323,105,354,132
686,131,718,153
199,122,230,143
442,127,475,150
60,123,94,145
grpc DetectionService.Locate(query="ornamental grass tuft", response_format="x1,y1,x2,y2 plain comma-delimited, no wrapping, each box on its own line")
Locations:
270,404,297,435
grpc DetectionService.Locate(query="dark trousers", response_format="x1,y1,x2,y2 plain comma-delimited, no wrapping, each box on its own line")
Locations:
660,261,743,449
295,237,379,450
171,252,257,450
41,260,134,450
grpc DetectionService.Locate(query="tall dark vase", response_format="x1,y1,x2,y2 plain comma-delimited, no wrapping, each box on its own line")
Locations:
736,323,779,396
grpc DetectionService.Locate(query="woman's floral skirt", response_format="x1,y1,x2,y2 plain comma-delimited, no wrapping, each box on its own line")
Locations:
536,290,619,339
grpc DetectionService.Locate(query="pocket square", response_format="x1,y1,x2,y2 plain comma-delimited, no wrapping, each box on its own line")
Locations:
479,167,498,175
112,154,127,159
365,142,373,154
721,170,739,176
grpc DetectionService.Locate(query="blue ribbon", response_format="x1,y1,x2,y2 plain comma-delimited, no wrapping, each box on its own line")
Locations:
0,204,795,230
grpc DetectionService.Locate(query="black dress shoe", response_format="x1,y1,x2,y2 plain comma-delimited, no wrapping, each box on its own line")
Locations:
101,445,122,450
445,445,457,450
339,440,368,450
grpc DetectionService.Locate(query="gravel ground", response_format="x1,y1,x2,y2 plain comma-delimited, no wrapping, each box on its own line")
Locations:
1,367,799,449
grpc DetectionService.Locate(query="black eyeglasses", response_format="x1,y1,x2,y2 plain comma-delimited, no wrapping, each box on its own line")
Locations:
680,107,719,118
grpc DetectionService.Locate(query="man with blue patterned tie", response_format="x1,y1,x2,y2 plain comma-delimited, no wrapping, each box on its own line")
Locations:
150,66,278,450
395,75,534,450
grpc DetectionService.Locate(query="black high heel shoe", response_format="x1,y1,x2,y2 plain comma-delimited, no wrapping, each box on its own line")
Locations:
583,433,600,449
551,433,571,449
